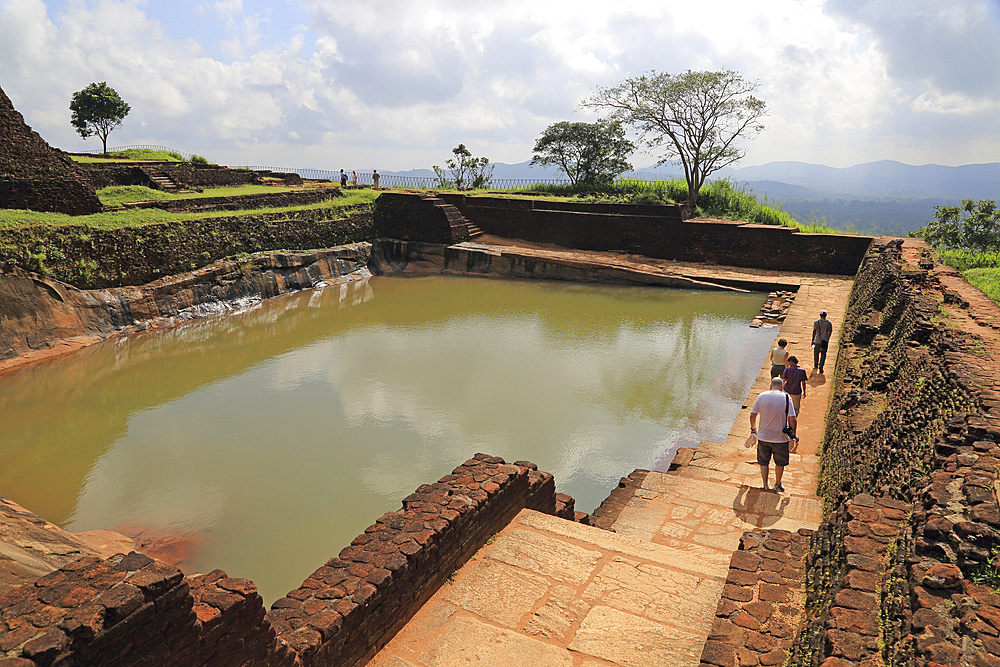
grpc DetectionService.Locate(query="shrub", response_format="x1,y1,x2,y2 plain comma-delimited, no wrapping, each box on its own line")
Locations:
189,154,209,165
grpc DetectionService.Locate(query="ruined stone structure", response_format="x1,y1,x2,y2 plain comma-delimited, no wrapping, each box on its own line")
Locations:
2,190,1000,664
0,87,102,215
701,240,1000,666
0,455,577,666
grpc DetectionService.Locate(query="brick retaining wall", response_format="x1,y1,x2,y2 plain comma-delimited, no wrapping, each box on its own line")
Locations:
429,194,872,276
0,206,373,289
702,239,1000,665
123,186,342,213
701,529,811,667
0,454,577,666
82,162,266,190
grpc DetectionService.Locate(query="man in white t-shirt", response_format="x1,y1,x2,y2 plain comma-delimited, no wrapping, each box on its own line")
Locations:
749,377,797,492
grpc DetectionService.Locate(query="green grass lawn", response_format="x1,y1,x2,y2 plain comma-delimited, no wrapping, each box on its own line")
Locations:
0,188,379,230
71,148,187,163
96,183,345,207
963,268,1000,305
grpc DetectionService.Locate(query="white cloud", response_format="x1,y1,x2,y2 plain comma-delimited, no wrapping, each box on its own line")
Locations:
1,0,999,169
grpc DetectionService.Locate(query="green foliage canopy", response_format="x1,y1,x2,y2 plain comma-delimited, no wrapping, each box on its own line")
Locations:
912,199,1000,252
69,82,131,154
530,120,634,186
433,144,494,189
583,69,766,211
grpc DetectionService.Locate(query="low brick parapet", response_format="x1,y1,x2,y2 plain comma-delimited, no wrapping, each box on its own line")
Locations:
0,454,578,666
266,453,570,666
701,529,811,667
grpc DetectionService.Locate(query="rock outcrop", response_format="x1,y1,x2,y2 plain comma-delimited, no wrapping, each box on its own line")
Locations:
0,86,102,215
0,244,374,372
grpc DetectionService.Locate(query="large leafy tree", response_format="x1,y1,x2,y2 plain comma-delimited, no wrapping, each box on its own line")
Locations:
584,69,766,211
69,82,131,155
530,120,634,186
433,144,494,190
913,199,1000,251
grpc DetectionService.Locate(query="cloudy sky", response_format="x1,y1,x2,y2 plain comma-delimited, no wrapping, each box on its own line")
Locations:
2,0,999,172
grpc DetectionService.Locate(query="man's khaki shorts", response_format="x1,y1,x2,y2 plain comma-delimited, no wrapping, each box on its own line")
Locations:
757,439,790,467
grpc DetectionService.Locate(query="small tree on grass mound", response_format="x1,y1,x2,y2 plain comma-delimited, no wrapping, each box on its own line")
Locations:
70,82,131,155
584,69,766,212
433,144,494,189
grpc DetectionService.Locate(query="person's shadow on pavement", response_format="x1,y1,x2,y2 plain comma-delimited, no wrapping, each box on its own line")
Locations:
733,485,791,528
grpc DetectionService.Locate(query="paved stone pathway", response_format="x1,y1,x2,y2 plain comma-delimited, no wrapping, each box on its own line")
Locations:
370,247,855,667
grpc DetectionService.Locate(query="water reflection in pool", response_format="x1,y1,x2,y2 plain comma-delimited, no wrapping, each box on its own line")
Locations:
0,276,773,603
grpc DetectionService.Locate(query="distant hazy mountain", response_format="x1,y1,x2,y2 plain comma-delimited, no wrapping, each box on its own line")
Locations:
383,159,998,234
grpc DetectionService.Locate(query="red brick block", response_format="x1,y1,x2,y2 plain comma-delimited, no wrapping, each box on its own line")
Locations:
744,601,774,623
0,585,36,609
114,551,154,572
845,569,879,592
922,564,963,590
27,604,64,628
732,611,761,631
744,629,776,652
760,648,787,665
56,604,104,641
193,604,221,625
730,551,762,572
722,584,753,603
0,624,41,652
924,642,961,664
21,627,68,663
979,605,1000,632
347,562,372,579
825,629,866,661
758,584,791,603
217,577,257,597
701,640,736,666
831,606,879,636
307,610,343,641
93,583,144,624
130,562,184,597
726,569,759,587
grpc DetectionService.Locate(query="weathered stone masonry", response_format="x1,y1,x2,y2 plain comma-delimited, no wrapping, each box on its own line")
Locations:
701,239,1000,666
0,455,578,666
0,86,102,216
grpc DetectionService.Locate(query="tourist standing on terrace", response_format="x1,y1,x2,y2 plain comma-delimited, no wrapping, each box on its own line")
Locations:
373,170,380,188
782,355,808,413
812,310,833,373
352,170,358,186
768,338,789,378
340,169,348,186
749,376,797,492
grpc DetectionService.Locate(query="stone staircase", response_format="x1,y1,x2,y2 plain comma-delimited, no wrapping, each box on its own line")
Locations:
144,168,183,192
369,268,854,667
420,194,483,241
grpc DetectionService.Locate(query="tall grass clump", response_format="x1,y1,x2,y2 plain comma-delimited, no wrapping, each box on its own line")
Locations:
936,248,1000,272
508,177,842,232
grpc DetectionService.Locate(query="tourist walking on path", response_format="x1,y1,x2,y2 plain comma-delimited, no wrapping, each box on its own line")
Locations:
749,377,797,492
768,338,789,378
372,169,380,188
351,170,358,186
782,355,808,414
340,169,348,187
812,310,833,373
